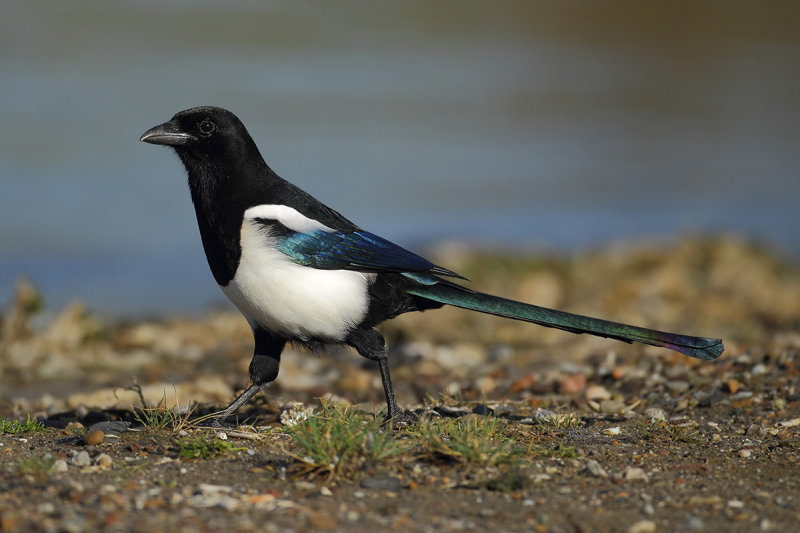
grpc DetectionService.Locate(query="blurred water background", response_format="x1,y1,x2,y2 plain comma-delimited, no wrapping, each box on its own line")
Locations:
1,1,798,315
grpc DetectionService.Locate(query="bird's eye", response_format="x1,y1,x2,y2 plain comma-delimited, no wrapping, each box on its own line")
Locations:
198,120,217,136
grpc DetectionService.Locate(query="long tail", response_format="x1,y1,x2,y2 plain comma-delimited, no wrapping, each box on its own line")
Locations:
408,283,723,360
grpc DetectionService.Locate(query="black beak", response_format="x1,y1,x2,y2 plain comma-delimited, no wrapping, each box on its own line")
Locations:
140,121,196,146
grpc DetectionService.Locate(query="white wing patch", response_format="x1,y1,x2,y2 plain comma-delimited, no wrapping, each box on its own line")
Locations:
243,204,335,233
221,219,370,342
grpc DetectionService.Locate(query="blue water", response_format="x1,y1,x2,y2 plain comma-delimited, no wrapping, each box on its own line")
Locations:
2,1,799,315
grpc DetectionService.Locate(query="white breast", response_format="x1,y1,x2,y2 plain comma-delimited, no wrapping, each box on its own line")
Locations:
221,218,371,342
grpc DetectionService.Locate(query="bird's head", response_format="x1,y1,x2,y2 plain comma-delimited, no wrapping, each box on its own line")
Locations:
140,106,261,174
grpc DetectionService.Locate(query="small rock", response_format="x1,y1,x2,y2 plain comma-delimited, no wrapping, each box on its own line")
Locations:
739,449,753,458
308,512,337,531
95,453,113,468
623,467,649,482
72,450,91,467
644,408,667,422
727,499,744,509
666,380,690,394
627,520,656,533
559,374,587,394
746,424,762,437
584,460,608,478
319,486,333,497
725,379,740,394
602,426,621,436
687,516,705,531
585,385,611,401
599,399,626,414
360,475,403,492
84,429,104,446
88,421,130,436
50,459,69,473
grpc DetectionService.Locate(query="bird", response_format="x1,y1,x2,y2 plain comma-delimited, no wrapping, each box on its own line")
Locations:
140,106,724,424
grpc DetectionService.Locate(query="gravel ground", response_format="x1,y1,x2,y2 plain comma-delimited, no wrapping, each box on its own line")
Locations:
2,237,799,532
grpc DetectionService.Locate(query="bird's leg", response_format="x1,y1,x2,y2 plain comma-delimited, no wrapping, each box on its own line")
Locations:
347,328,417,425
207,329,285,428
209,383,265,427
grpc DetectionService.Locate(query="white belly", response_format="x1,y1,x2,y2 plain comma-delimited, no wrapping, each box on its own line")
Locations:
221,220,371,342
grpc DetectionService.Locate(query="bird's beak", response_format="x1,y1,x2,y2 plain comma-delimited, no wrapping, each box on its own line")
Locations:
140,121,196,146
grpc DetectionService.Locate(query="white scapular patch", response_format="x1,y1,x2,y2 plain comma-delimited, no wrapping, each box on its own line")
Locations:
243,204,335,234
221,219,370,342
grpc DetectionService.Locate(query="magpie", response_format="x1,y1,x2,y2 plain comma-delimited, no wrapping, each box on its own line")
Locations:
140,106,724,423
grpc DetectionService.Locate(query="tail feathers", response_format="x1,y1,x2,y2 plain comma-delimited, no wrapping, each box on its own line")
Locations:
408,283,723,360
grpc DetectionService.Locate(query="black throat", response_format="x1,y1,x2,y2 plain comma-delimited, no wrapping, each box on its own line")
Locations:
177,145,276,286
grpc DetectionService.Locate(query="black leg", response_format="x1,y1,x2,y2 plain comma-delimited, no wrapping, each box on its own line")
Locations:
209,328,285,427
347,328,416,424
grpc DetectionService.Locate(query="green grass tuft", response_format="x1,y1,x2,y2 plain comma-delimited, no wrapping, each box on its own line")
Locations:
1,414,45,435
285,401,408,479
411,416,523,466
176,436,245,459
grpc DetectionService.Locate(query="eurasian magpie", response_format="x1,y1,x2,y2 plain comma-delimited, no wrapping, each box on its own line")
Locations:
140,106,724,423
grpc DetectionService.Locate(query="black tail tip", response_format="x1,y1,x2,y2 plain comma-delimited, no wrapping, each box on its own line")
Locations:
686,339,724,360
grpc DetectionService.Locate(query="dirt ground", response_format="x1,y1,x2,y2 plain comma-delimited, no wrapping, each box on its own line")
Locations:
2,237,799,532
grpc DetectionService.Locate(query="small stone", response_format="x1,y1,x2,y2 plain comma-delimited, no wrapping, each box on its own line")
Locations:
585,385,611,401
72,450,91,467
559,374,587,394
727,499,745,509
599,399,626,414
644,408,667,422
725,379,740,394
585,459,608,478
95,453,113,468
687,516,705,531
602,426,621,436
746,424,762,437
319,486,333,497
360,476,403,492
711,433,722,442
666,380,690,394
778,417,800,428
623,467,649,482
50,459,69,473
85,429,104,446
739,449,753,458
627,520,656,533
308,512,337,531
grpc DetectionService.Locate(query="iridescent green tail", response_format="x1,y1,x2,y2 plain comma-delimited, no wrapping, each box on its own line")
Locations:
408,283,723,360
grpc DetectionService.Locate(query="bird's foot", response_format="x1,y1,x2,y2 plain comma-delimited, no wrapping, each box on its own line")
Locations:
383,409,419,428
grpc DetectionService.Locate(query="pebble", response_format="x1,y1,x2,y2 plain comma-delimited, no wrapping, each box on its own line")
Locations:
746,424,762,437
360,475,403,492
599,399,627,414
728,499,745,509
585,460,608,478
666,380,690,393
687,516,705,531
84,429,104,445
585,385,611,401
627,520,656,533
95,453,113,468
71,450,91,467
644,408,667,422
623,467,649,482
50,459,69,473
558,374,587,394
725,379,741,394
602,426,621,436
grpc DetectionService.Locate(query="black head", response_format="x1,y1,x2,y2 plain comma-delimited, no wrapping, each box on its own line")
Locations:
140,106,262,168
